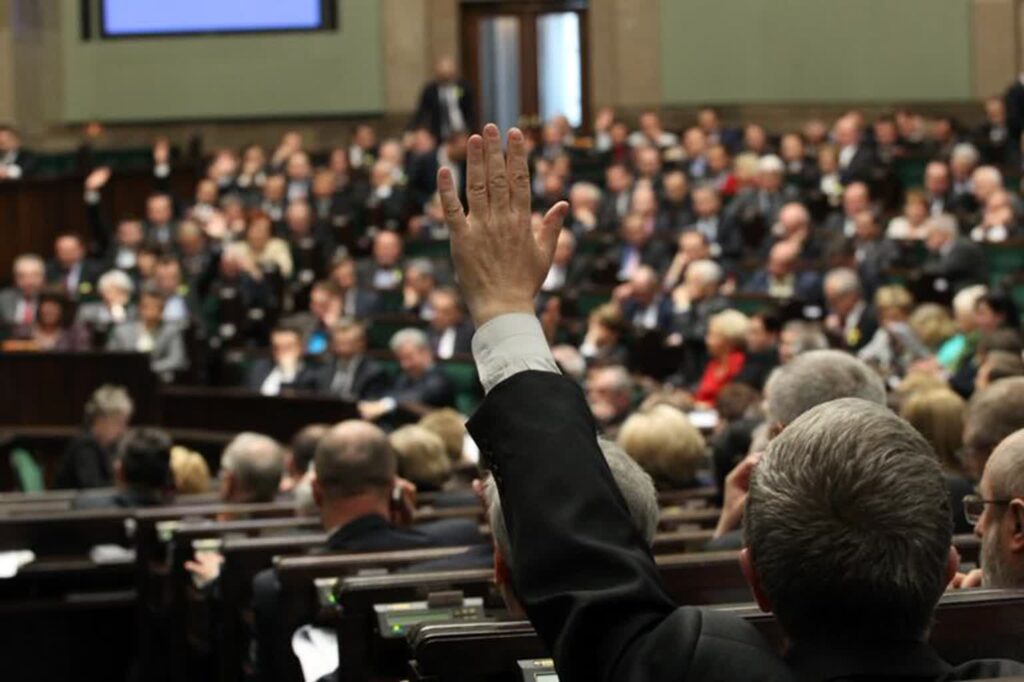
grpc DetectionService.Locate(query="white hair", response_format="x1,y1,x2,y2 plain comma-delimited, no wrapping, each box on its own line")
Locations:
953,285,988,318
390,327,430,353
98,269,135,296
687,259,724,286
765,350,886,426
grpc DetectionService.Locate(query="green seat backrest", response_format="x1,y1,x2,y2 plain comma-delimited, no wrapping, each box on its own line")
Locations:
10,448,45,492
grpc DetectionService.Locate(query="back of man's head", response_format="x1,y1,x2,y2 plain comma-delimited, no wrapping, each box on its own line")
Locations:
764,350,886,428
117,428,173,494
980,429,1024,588
965,377,1024,476
485,438,658,571
314,420,396,501
745,398,952,642
220,432,285,503
289,424,330,478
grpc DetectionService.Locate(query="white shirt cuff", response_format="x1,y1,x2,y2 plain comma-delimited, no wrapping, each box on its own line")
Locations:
84,190,101,204
154,163,171,178
471,313,560,394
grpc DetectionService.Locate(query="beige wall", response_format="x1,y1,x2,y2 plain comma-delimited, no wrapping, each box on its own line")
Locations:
973,0,1019,98
0,0,14,125
589,0,661,110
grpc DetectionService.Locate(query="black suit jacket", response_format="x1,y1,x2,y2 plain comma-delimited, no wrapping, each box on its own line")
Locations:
922,239,988,294
252,513,483,682
244,358,322,395
411,79,476,140
467,371,1024,681
429,323,474,358
55,434,115,490
838,145,878,187
317,356,391,402
388,366,455,408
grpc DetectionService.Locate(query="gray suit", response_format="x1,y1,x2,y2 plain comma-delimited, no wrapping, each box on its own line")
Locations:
107,322,188,377
0,287,34,329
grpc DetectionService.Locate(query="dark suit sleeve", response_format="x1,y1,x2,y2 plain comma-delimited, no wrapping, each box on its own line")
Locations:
466,371,691,681
251,568,289,682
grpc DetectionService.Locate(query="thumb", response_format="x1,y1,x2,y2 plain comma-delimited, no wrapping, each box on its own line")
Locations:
537,201,569,254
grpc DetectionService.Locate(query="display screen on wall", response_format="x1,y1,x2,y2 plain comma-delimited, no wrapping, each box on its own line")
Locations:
100,0,335,37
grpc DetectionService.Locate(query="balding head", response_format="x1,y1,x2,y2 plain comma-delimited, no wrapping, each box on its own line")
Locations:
964,377,1024,478
314,420,396,501
220,433,285,503
764,350,886,429
768,241,799,277
976,428,1024,588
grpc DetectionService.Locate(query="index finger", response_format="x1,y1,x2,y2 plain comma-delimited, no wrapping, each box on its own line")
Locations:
506,128,531,216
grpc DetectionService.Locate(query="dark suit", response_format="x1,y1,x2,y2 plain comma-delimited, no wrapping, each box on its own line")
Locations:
922,239,988,294
410,79,476,140
601,241,671,282
252,513,483,682
620,297,674,333
838,145,878,187
744,270,823,302
55,434,114,489
245,358,322,395
429,323,474,359
725,187,799,254
46,259,105,300
317,355,391,402
0,288,36,330
467,370,1024,681
0,148,35,178
827,303,878,353
388,366,455,409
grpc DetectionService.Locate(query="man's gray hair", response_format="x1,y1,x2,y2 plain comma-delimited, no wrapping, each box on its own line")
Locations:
688,259,724,286
952,284,988,318
745,398,952,641
390,327,430,353
824,267,861,298
988,428,1024,501
220,432,285,503
965,377,1024,465
569,181,603,204
950,143,980,167
98,269,135,296
314,420,396,499
406,258,436,278
485,438,658,566
781,320,828,356
84,384,134,424
765,350,885,426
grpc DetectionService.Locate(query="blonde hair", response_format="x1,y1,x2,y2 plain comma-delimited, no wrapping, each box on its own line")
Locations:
733,152,761,183
900,388,966,475
874,285,914,318
418,409,466,464
170,446,211,495
617,405,706,490
909,303,956,350
710,309,750,349
389,425,452,491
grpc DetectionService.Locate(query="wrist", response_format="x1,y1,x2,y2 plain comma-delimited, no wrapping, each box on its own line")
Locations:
467,297,536,328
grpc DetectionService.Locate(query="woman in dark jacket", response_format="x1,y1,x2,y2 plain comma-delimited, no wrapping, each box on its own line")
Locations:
55,384,134,489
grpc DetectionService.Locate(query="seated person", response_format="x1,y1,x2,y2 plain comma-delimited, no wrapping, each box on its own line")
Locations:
744,240,821,301
963,377,1024,479
693,309,749,405
886,190,931,241
251,420,483,680
971,189,1020,243
46,233,104,300
857,285,931,381
922,214,987,294
579,303,630,367
585,365,633,438
107,286,188,379
976,350,1024,392
616,265,673,333
957,428,1024,589
74,428,173,509
483,437,660,616
541,229,587,293
358,231,405,291
359,328,455,424
219,432,286,504
238,211,293,280
822,267,876,353
0,253,45,331
401,258,438,318
170,446,211,496
735,308,781,391
330,256,380,318
55,384,134,489
245,325,322,396
617,404,708,490
8,288,90,351
76,270,136,345
389,425,452,493
151,257,192,325
280,424,329,494
318,319,390,402
427,288,474,359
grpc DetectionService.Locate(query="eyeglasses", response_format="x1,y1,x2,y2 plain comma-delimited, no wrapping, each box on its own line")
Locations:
962,494,1014,525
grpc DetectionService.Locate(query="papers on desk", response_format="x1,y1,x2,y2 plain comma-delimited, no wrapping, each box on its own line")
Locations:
89,544,136,564
0,550,35,578
292,624,339,682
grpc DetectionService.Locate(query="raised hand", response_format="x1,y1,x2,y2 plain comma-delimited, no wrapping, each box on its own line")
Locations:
84,167,112,192
438,123,568,327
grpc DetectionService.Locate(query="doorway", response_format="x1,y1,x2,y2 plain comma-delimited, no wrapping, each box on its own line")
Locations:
461,1,590,132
